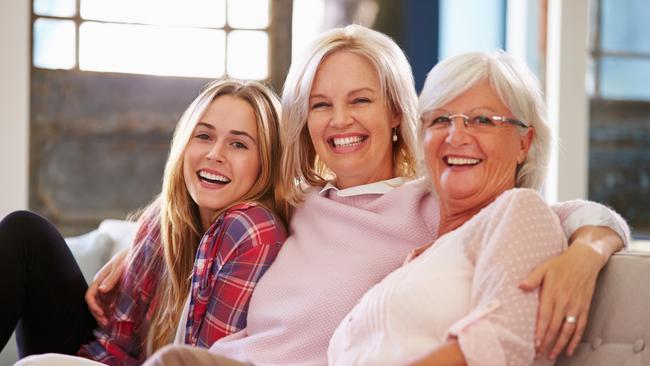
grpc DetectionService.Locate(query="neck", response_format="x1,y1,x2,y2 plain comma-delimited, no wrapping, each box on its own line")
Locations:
198,207,213,233
437,205,482,237
437,188,509,237
200,217,210,233
335,170,395,190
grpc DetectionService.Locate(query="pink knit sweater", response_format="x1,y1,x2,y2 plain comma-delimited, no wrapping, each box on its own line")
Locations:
208,179,629,365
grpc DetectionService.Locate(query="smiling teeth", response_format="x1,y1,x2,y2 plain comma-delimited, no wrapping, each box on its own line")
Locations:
199,171,230,183
332,136,364,147
447,157,481,166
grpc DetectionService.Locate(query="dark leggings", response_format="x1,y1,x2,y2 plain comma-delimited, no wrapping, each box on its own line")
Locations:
0,211,97,357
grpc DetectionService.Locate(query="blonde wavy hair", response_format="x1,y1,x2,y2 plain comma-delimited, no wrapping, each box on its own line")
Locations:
131,79,284,354
279,24,419,206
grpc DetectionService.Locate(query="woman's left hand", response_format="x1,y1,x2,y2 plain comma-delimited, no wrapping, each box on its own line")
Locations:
519,226,623,360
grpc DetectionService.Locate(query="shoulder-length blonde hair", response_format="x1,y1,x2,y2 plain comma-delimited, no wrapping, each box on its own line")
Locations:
279,24,419,206
137,78,285,353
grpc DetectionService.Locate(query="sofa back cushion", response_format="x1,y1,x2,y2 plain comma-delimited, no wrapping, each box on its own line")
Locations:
557,252,650,366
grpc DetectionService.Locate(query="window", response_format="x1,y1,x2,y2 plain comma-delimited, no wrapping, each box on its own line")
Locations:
590,0,650,100
32,0,271,79
588,0,650,239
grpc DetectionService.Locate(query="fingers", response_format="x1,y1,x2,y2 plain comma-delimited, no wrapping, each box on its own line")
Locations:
85,283,108,327
99,263,122,293
87,258,121,326
93,258,113,288
99,248,129,293
547,307,580,359
534,281,553,352
520,263,547,291
566,292,593,356
538,296,568,357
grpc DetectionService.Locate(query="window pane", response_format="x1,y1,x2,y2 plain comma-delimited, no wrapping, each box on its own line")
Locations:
80,22,225,78
228,0,269,29
33,0,76,17
227,31,268,79
80,0,225,28
292,0,325,62
600,57,650,100
33,18,76,69
601,0,650,53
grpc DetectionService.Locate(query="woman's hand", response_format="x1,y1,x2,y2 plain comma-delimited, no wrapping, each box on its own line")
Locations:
519,226,624,360
85,248,129,327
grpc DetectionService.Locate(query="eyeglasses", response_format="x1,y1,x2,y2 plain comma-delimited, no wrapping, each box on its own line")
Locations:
423,113,529,131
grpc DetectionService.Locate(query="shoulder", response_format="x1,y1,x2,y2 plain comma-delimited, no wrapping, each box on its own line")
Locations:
131,209,162,260
219,202,287,245
466,188,551,234
222,202,283,226
489,188,546,211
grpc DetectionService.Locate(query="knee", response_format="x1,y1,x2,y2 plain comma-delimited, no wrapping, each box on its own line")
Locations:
0,211,50,255
0,211,45,231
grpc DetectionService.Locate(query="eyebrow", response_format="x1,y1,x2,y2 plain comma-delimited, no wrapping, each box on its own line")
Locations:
230,130,257,143
467,106,498,114
309,87,376,99
196,122,215,130
195,122,257,143
431,106,498,114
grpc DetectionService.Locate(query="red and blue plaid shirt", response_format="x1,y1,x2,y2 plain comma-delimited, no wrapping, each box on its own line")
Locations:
78,202,286,365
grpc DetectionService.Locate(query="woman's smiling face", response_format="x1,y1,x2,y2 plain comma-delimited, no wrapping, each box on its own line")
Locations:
183,95,261,230
307,51,400,189
423,81,534,211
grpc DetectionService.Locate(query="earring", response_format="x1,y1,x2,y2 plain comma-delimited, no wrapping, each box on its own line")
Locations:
392,128,398,142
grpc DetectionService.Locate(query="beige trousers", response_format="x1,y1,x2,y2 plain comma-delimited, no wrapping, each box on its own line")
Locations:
143,345,250,366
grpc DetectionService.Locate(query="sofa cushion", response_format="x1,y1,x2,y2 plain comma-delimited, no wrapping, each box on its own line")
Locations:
557,251,650,366
65,230,113,284
98,219,138,257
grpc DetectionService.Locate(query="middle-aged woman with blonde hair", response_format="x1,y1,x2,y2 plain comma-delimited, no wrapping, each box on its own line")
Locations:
135,25,628,366
327,50,617,365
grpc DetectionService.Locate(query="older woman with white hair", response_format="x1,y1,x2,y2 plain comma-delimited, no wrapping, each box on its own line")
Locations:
327,50,628,365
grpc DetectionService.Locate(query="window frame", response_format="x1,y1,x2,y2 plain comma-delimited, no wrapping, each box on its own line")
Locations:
589,0,650,101
30,0,291,85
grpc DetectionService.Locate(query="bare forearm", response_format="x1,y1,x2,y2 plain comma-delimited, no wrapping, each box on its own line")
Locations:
569,226,624,267
407,340,467,366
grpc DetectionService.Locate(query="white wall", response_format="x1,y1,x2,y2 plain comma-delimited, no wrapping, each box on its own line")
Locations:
545,0,590,202
0,0,29,216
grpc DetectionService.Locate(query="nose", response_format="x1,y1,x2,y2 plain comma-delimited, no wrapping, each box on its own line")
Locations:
445,119,472,147
206,141,225,162
329,105,353,129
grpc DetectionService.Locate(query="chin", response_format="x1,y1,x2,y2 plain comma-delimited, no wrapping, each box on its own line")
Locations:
439,182,480,201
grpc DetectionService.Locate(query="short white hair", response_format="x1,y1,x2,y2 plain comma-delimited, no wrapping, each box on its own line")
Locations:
417,50,551,190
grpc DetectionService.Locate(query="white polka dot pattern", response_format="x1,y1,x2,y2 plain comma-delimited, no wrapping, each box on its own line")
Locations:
328,189,567,366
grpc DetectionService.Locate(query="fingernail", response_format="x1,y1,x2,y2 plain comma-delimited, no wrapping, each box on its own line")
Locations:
99,285,107,290
535,338,541,348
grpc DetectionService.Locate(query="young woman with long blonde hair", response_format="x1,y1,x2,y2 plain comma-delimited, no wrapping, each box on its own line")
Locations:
1,78,287,365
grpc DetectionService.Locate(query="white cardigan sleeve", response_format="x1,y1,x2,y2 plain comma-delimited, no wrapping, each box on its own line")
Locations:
550,199,630,246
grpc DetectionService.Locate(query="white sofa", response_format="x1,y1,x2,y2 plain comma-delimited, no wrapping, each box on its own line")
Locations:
0,220,138,366
2,223,648,366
